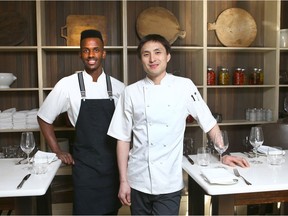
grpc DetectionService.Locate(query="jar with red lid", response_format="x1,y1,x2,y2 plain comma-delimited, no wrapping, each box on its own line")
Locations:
207,67,216,85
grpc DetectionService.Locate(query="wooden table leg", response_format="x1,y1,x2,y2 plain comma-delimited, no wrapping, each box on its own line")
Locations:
211,195,235,215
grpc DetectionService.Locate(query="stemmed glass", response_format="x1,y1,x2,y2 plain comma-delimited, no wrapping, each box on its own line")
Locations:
213,130,229,163
20,132,35,171
249,127,264,164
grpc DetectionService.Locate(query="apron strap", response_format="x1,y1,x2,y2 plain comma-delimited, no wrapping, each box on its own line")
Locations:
77,72,113,101
77,72,86,100
106,74,113,100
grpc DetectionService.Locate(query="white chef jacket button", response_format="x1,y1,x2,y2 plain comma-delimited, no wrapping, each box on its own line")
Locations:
166,124,169,127
163,144,166,147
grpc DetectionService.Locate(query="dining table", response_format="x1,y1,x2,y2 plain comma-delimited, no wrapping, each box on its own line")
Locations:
0,158,62,214
182,150,288,215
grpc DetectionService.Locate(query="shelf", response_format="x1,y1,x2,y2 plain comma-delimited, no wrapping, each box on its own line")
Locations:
0,0,285,153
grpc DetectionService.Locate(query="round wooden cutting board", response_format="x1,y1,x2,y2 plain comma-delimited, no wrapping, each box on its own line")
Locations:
136,7,186,44
0,12,28,46
208,8,257,47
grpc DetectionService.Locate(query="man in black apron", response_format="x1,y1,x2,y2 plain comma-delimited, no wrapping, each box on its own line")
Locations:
37,30,123,215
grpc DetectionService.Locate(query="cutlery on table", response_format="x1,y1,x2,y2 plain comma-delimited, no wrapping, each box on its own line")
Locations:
184,154,194,165
233,168,252,185
16,147,38,165
17,174,31,189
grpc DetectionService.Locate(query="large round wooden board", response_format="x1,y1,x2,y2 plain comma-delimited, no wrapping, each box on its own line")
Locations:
0,12,27,46
208,8,257,47
136,7,186,44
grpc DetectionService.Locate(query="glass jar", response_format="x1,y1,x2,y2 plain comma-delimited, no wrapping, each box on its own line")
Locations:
233,67,244,85
207,67,216,85
218,67,229,85
258,68,264,85
249,68,258,85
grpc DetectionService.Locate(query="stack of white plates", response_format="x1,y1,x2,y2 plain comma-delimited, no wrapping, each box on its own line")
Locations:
0,108,16,129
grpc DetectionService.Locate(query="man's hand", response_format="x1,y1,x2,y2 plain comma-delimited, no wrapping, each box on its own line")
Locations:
222,155,250,168
118,181,131,206
56,151,74,165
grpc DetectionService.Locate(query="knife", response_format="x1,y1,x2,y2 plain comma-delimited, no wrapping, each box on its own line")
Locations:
17,174,31,189
184,154,194,165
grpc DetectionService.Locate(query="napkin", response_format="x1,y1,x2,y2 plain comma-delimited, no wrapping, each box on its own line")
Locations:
34,150,57,164
257,145,286,155
201,167,238,185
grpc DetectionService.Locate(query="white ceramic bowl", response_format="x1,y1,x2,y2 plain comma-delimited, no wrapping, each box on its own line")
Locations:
0,73,17,88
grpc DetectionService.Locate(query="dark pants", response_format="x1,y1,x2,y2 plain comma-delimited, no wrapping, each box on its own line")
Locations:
130,188,182,215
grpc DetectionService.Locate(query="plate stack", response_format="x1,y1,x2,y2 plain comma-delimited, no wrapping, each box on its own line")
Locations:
0,108,16,129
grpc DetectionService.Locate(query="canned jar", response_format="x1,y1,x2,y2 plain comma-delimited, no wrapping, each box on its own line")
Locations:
258,68,264,85
218,67,230,85
249,68,258,85
233,67,244,85
207,67,216,85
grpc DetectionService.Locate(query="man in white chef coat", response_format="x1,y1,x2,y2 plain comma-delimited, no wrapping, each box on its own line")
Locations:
107,34,249,215
37,30,125,215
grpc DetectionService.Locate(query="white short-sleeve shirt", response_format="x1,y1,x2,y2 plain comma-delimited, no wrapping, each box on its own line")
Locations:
108,73,216,194
38,70,125,126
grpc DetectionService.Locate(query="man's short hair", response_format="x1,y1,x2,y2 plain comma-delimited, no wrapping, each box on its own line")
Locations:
80,29,104,43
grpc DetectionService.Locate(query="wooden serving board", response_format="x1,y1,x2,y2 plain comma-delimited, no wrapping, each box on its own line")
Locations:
136,7,186,45
0,12,27,46
61,15,107,46
208,8,257,47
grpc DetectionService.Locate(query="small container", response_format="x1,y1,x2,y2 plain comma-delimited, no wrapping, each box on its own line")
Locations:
258,68,264,85
256,108,262,121
266,109,273,121
233,67,244,85
249,108,256,121
246,108,251,120
249,68,258,85
218,67,230,85
207,67,216,85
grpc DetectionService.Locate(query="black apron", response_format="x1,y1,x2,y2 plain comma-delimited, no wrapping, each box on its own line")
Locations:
72,72,121,215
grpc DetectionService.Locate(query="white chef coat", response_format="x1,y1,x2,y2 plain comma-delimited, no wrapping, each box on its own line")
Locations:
38,70,125,126
108,73,216,194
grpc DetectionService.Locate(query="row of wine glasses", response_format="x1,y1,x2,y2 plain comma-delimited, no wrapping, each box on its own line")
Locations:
212,127,264,164
20,131,36,171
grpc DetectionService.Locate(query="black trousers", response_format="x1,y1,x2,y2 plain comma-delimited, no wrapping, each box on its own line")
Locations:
130,188,182,215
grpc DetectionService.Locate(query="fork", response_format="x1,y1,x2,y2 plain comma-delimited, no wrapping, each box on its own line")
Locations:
233,168,252,185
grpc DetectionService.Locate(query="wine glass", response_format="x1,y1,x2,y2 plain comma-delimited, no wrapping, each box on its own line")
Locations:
20,132,36,171
284,96,288,113
249,127,264,164
213,130,229,163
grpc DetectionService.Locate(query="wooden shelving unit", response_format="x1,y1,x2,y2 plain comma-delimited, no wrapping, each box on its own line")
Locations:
0,0,287,154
